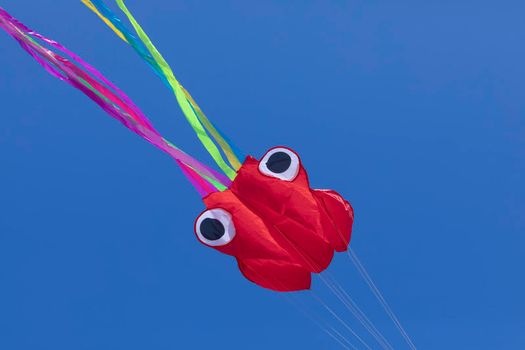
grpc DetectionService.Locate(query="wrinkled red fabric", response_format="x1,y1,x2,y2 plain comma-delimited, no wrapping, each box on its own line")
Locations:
199,152,354,292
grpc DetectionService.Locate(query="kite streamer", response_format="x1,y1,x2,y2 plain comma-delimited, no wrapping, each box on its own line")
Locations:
0,6,230,196
82,0,244,179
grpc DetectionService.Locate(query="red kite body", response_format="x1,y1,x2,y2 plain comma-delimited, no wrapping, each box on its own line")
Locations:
196,148,354,291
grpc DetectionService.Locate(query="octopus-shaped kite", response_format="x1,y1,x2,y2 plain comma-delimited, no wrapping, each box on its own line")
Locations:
0,1,353,291
198,148,353,291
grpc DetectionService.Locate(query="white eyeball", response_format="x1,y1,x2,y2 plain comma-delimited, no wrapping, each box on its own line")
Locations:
258,147,300,181
195,208,236,247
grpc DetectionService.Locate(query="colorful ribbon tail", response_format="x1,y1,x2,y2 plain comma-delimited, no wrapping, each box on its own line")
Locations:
0,6,230,196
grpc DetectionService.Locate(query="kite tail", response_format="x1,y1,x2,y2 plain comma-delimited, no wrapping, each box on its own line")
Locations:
0,6,230,196
83,0,245,180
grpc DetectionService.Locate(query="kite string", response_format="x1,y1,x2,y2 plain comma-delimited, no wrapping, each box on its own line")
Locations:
240,188,398,350
271,222,397,350
329,328,361,350
241,263,358,350
285,294,359,350
317,272,393,350
310,290,373,350
322,273,395,350
238,210,369,349
348,249,417,350
326,328,358,350
313,189,414,349
268,225,377,350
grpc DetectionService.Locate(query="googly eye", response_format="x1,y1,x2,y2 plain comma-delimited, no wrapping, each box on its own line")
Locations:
195,208,236,247
258,147,300,181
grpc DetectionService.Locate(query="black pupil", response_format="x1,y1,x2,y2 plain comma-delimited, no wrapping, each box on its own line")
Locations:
266,152,291,174
200,218,225,241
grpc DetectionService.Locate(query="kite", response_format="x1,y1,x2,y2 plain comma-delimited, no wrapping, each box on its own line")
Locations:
0,3,353,292
199,148,354,291
1,5,421,350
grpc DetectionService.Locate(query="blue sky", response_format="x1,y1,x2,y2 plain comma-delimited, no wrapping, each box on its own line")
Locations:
1,1,524,349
